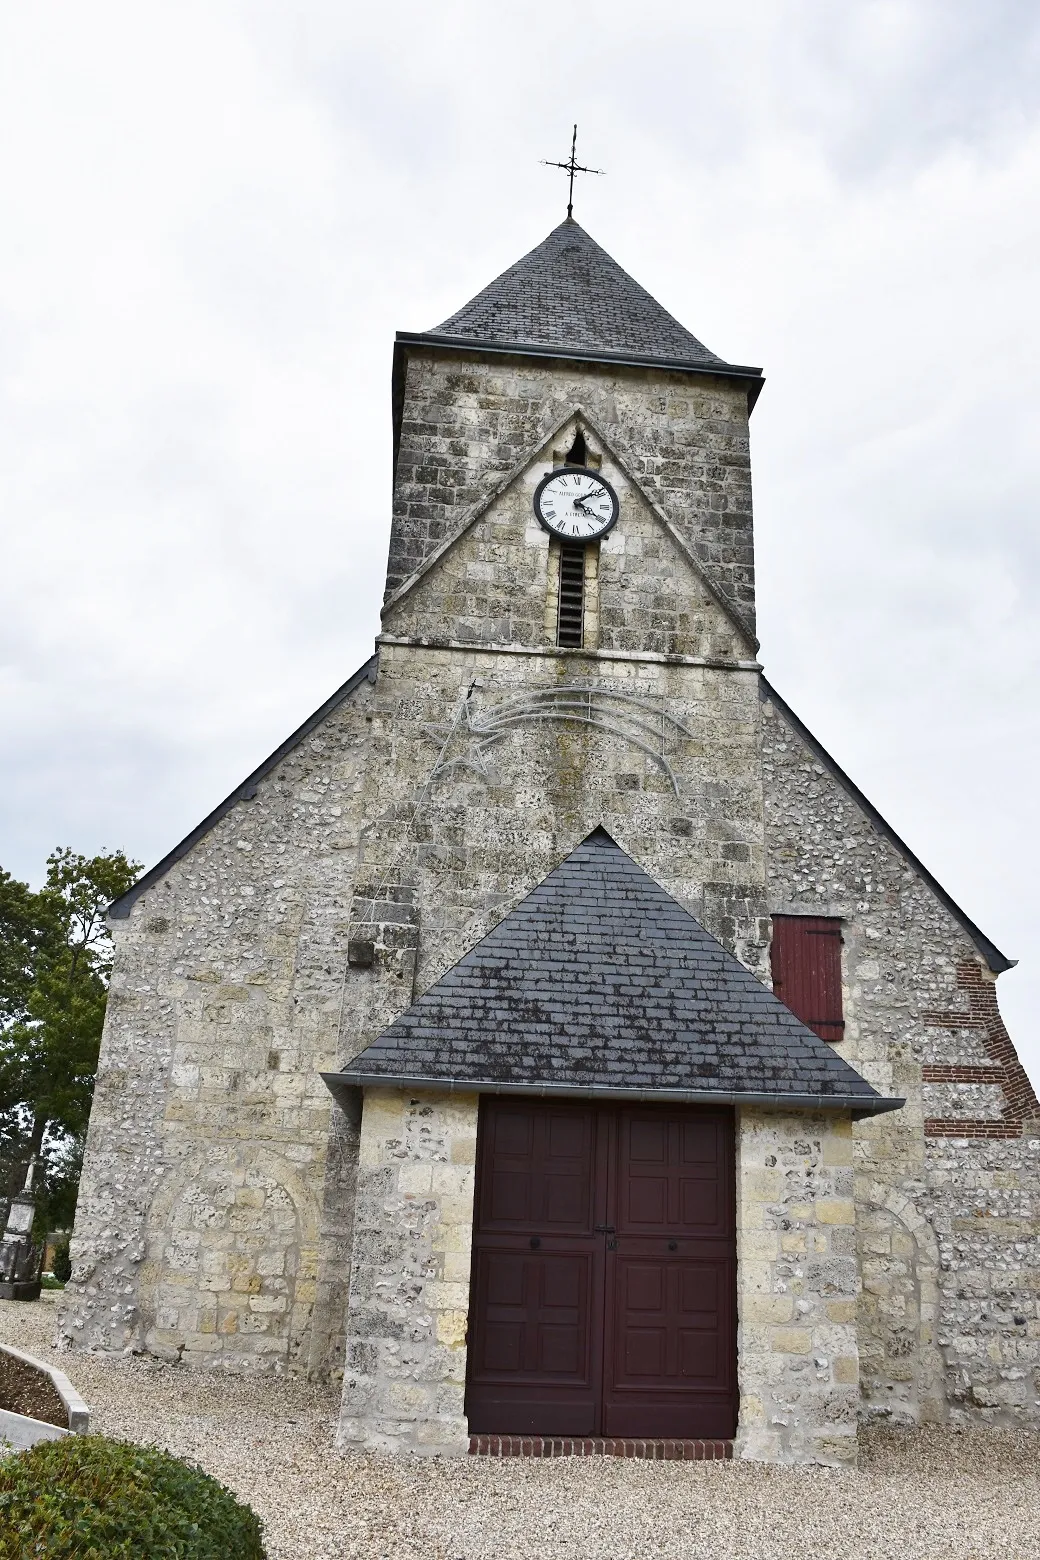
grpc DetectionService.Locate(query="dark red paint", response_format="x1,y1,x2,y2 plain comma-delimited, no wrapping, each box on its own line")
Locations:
465,1098,737,1439
770,914,845,1043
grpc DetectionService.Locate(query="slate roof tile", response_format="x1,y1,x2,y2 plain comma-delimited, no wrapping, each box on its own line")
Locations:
330,829,902,1115
431,219,734,370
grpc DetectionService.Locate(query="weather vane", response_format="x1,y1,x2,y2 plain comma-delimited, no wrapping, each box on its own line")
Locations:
542,125,604,220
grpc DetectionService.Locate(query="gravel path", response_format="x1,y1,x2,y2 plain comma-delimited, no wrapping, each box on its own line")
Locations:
3,1293,1039,1559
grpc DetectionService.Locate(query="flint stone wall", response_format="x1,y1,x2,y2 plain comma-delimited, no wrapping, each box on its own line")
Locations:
761,690,1040,1428
63,673,378,1372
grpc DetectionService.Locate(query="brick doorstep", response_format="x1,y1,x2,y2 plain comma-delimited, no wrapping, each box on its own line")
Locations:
469,1435,733,1460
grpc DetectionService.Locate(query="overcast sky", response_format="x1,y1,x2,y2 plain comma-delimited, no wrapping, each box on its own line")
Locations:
1,1,1038,1083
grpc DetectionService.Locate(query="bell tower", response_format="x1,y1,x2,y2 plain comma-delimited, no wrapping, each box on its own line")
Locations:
366,215,772,993
384,217,764,657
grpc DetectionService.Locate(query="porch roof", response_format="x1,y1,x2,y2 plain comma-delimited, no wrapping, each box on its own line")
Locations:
324,829,903,1118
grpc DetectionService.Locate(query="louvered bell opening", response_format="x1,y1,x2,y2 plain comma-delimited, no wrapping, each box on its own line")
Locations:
557,542,586,647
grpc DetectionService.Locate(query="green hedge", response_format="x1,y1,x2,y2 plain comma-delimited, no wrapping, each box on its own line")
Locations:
0,1435,266,1558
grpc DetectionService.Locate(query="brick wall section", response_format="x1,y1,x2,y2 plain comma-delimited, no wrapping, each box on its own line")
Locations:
922,1068,1008,1082
920,962,1040,1137
469,1436,733,1459
735,1108,860,1468
389,349,756,633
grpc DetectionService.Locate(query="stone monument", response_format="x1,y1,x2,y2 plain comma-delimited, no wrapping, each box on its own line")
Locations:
0,1160,43,1302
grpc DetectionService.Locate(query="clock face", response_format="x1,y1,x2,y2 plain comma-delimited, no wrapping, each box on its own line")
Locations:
533,466,619,541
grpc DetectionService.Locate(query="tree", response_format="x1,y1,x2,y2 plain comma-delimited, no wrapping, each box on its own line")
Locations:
0,848,140,1231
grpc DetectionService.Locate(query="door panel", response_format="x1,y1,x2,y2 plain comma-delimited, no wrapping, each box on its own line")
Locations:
480,1102,596,1233
466,1098,737,1440
466,1101,603,1434
602,1108,737,1438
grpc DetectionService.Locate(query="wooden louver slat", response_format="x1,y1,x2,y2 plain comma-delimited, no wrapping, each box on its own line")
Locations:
558,542,586,647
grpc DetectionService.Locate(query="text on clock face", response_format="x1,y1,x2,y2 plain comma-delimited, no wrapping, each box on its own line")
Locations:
534,468,619,540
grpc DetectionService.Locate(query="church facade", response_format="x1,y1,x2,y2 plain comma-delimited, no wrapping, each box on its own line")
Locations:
65,219,1040,1467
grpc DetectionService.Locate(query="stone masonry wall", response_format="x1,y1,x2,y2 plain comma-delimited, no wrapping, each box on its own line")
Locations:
761,689,1040,1427
358,639,769,1002
68,629,770,1376
339,1095,861,1461
383,414,748,664
736,1108,860,1468
337,1088,477,1453
68,397,770,1380
64,673,379,1372
389,349,756,634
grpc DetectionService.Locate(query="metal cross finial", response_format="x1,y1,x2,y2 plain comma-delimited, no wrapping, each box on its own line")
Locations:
542,125,604,220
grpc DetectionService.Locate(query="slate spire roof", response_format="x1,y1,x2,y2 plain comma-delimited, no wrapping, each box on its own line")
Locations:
327,829,902,1116
428,218,740,372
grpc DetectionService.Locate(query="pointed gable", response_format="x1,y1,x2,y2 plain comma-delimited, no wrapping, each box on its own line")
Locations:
430,219,738,371
326,830,902,1116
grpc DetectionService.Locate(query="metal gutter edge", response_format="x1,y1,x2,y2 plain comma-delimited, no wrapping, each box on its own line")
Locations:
761,678,1015,976
109,654,379,920
396,329,763,380
321,1071,905,1119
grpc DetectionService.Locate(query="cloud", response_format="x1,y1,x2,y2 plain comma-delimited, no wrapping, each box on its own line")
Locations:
0,0,1037,1079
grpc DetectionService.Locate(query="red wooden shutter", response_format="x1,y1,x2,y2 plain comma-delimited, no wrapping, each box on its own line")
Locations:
770,916,845,1043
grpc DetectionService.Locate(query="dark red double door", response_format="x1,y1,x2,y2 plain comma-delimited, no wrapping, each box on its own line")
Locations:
465,1098,737,1439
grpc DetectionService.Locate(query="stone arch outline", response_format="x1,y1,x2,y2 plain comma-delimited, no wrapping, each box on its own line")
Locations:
137,1141,320,1372
858,1179,945,1425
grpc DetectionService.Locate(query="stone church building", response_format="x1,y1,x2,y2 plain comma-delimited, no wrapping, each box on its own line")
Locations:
65,217,1040,1466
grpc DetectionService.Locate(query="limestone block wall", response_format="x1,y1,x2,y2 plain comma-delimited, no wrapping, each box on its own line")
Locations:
761,688,1040,1427
337,1088,477,1453
735,1108,860,1468
383,412,751,664
351,641,771,1001
389,349,756,632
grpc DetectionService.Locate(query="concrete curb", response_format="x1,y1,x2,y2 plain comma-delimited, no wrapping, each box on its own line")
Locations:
0,1406,70,1451
0,1341,90,1444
